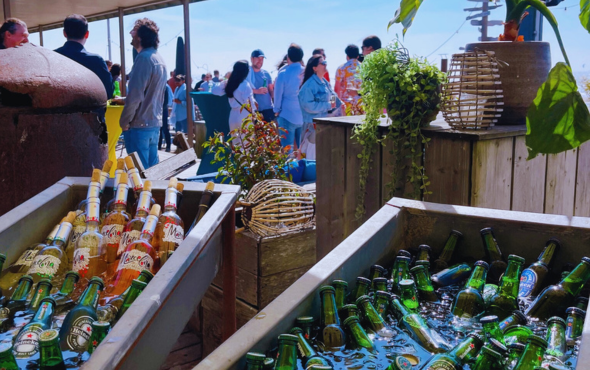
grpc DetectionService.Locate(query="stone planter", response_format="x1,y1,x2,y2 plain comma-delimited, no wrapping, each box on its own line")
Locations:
465,42,551,125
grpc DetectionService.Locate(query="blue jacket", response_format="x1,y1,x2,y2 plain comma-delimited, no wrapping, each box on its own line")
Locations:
172,83,195,122
273,63,304,125
298,74,341,124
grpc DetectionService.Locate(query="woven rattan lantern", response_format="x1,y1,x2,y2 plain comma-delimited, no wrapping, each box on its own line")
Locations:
441,50,504,129
240,180,315,237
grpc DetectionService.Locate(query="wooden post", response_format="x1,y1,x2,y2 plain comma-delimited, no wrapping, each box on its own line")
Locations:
481,0,489,41
118,8,127,96
221,205,237,340
2,0,10,19
38,26,43,47
182,0,195,154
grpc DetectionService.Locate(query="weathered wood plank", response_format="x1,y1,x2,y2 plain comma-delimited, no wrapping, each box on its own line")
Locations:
234,230,259,276
169,331,201,352
545,149,578,216
511,136,546,213
174,132,191,152
259,228,316,276
159,342,202,369
575,141,590,217
470,137,513,210
259,265,313,308
423,136,471,206
143,149,199,180
212,266,258,307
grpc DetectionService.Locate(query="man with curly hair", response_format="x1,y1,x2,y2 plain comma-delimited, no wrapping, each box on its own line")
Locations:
120,18,168,169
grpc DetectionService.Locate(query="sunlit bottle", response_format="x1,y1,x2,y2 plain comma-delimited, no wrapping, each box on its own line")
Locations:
480,315,505,344
451,260,488,318
0,275,34,329
480,227,507,284
564,307,585,345
87,321,110,355
186,181,215,234
369,264,386,282
431,264,471,287
152,178,185,266
275,334,298,370
419,333,483,370
39,329,65,370
12,297,56,360
319,286,345,348
373,291,391,318
117,180,153,259
97,269,153,323
410,265,438,302
101,172,131,275
433,230,462,272
102,158,126,221
416,245,431,262
356,295,386,332
513,335,548,370
352,277,371,302
26,279,52,314
507,343,525,369
518,238,560,298
399,279,419,311
245,352,266,370
488,255,525,320
290,327,331,367
51,271,80,313
471,344,504,370
373,277,388,292
391,256,411,294
113,279,147,323
296,316,315,340
498,310,528,332
342,316,375,352
503,325,534,346
73,197,106,287
545,316,566,359
332,280,347,310
0,343,18,370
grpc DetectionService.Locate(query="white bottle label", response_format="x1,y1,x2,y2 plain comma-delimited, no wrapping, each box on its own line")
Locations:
70,225,87,247
13,250,39,268
101,224,125,245
117,249,154,273
13,326,44,358
66,315,94,352
118,230,141,256
28,255,61,277
162,223,184,245
72,248,91,273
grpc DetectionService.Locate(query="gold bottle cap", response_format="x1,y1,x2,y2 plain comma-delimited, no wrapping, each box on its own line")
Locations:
125,156,136,170
91,169,101,182
117,158,125,171
144,180,152,192
176,183,184,193
168,177,178,189
102,160,113,173
205,181,215,192
150,204,161,216
65,211,77,224
119,172,129,185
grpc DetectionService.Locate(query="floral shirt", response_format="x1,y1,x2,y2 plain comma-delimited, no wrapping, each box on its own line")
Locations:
335,59,361,107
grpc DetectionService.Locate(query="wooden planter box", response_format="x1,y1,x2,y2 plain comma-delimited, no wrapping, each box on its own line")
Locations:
0,177,240,370
196,198,590,370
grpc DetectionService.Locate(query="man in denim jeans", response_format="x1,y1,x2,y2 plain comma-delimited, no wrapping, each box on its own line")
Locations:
120,18,167,169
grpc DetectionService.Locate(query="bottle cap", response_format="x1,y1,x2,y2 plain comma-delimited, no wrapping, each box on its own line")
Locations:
296,316,314,325
340,304,358,313
65,211,77,224
581,257,590,266
0,253,5,264
396,256,411,263
277,333,298,344
356,277,371,286
566,307,586,317
119,172,129,186
39,296,57,307
124,156,136,170
65,271,81,283
89,276,105,290
474,260,490,270
150,204,161,216
399,279,415,288
576,296,589,306
410,265,426,273
342,315,360,327
480,227,493,235
102,159,113,173
246,352,266,363
144,180,152,192
116,158,125,170
511,310,528,325
139,269,155,281
480,315,499,324
355,295,371,305
131,279,148,290
508,254,525,264
488,338,507,354
450,229,463,238
319,285,335,295
39,329,60,345
418,244,431,252
375,291,391,299
91,169,102,182
391,356,413,370
263,357,274,369
92,320,111,331
373,277,388,285
168,177,178,189
526,335,548,349
19,274,33,284
415,260,430,267
390,294,401,301
467,332,484,347
332,280,348,288
176,183,184,193
546,237,562,249
547,316,566,327
397,250,413,258
370,265,387,275
508,343,526,351
480,345,502,359
37,279,53,289
289,327,303,335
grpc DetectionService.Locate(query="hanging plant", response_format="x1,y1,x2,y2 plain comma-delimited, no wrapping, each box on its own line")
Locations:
353,41,445,219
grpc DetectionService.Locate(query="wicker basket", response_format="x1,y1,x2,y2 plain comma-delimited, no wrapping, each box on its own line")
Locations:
441,50,504,130
240,180,315,237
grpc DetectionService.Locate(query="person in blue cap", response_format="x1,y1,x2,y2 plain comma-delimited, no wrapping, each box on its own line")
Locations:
247,49,275,123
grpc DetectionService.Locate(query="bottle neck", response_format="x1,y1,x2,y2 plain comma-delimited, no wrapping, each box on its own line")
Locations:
52,222,73,249
139,214,159,243
113,170,124,191
11,279,33,301
499,315,518,331
465,266,487,291
59,276,78,295
439,234,459,262
390,297,410,318
99,171,110,193
113,182,129,210
79,282,102,309
538,241,558,266
450,336,482,364
414,270,431,289
499,260,523,295
32,301,55,322
85,181,101,201
44,224,60,245
482,232,503,261
86,199,101,230
320,291,339,326
561,261,590,296
128,168,143,193
135,191,152,216
164,187,178,213
295,332,316,358
39,340,63,367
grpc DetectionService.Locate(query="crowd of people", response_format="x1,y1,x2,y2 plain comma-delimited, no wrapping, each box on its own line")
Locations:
0,14,382,166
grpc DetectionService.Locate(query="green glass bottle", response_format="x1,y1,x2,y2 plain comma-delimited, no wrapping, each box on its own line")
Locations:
518,238,560,298
295,316,314,340
545,316,566,359
307,366,333,370
97,269,153,323
419,333,484,370
26,279,52,314
339,304,359,321
417,245,431,262
480,316,505,344
565,307,585,345
385,356,412,370
416,260,431,280
13,297,56,359
0,274,34,328
513,335,548,370
319,286,345,348
275,334,298,370
59,277,104,353
488,255,525,320
433,230,462,272
114,279,147,323
373,277,388,293
290,327,330,367
575,296,588,310
410,265,438,302
39,329,65,370
332,280,348,310
488,338,507,356
369,265,386,282
0,343,18,370
87,321,110,355
498,310,528,332
263,357,274,370
480,227,507,284
507,343,526,369
398,279,419,311
51,271,80,312
503,325,534,346
352,277,371,302
356,295,386,332
471,345,504,370
431,264,472,287
451,261,488,318
391,256,411,293
373,291,390,318
526,257,590,320
245,352,266,370
342,316,375,352
483,284,499,306
389,294,451,353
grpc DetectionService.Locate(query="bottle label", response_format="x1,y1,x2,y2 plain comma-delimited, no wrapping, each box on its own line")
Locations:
518,269,537,298
162,223,184,245
13,326,44,358
54,222,73,243
70,225,87,247
128,169,143,192
86,200,100,222
426,359,455,370
101,224,125,245
118,230,141,256
118,249,154,273
66,315,94,351
72,248,91,273
164,187,178,209
114,183,129,205
13,249,39,268
28,255,61,278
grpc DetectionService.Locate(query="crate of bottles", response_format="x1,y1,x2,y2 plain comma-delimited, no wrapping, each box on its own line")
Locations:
196,198,590,370
0,171,240,370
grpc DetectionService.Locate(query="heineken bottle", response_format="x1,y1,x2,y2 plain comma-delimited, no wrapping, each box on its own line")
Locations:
319,286,345,348
503,325,533,346
575,296,588,310
0,274,34,329
391,256,411,293
356,295,386,332
59,277,104,353
245,352,266,370
369,265,386,282
26,279,52,314
480,316,504,344
480,227,507,284
295,316,314,340
87,321,110,354
39,329,65,370
389,294,451,353
98,269,153,323
546,316,566,359
113,279,147,323
386,356,412,370
417,245,431,262
51,271,80,312
419,333,483,370
526,257,590,320
351,277,371,302
416,260,431,279
471,345,504,370
431,264,471,287
398,279,419,311
339,304,359,320
12,297,56,359
498,310,528,332
433,230,462,272
507,343,525,369
565,307,585,345
372,277,388,293
342,316,375,352
0,343,18,370
410,265,438,302
518,238,560,298
488,255,525,320
332,280,347,310
451,261,488,318
513,335,548,370
373,291,390,318
290,327,330,367
275,334,298,370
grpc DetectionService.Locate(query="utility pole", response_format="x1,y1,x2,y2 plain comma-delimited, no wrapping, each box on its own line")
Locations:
465,0,503,41
107,18,112,61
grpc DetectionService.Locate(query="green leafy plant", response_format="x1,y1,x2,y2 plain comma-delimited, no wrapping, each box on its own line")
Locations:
203,104,293,196
389,0,590,159
353,41,445,218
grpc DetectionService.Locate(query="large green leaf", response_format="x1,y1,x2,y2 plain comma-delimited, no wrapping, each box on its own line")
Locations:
388,0,424,35
526,62,590,159
581,0,590,33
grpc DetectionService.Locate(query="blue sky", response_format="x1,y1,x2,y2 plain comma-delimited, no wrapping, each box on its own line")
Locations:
28,0,589,83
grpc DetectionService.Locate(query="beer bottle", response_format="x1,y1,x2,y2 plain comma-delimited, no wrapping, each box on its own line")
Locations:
410,265,438,302
26,279,52,314
0,274,34,327
102,172,132,273
0,343,18,370
39,329,65,370
565,307,585,345
98,269,153,323
356,295,386,332
488,337,507,356
290,327,330,367
483,284,499,305
504,324,533,346
471,345,504,370
480,227,507,284
186,181,215,235
373,291,390,318
59,277,104,353
498,310,528,332
295,316,314,340
372,277,388,293
342,316,375,352
433,230,462,272
488,254,525,320
391,256,411,293
416,245,431,262
518,238,560,298
513,335,548,370
526,257,590,320
275,334,298,370
451,261,488,318
114,279,147,323
385,356,412,370
431,264,471,287
12,297,56,359
575,296,588,310
546,316,566,359
389,294,451,353
369,265,386,282
102,158,126,222
397,250,413,259
319,286,345,348
73,197,107,287
415,260,431,279
152,178,185,266
338,304,359,321
351,277,371,302
118,181,153,258
398,279,419,311
87,321,110,355
51,271,80,312
507,343,525,369
245,352,266,370
480,316,504,344
332,280,347,310
419,333,483,370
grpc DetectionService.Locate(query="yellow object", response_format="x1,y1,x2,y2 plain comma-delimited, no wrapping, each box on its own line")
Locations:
105,104,124,177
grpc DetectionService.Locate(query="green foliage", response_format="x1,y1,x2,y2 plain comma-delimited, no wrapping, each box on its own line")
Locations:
352,41,444,218
203,105,293,196
526,63,590,159
581,0,590,33
388,0,424,35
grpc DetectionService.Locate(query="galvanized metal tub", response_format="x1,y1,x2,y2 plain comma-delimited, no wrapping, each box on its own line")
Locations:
0,177,240,370
196,198,590,370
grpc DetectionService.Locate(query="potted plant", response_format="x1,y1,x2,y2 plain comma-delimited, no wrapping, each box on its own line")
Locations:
390,0,590,158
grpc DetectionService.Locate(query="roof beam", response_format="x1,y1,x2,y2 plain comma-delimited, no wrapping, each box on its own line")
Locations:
3,0,11,19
